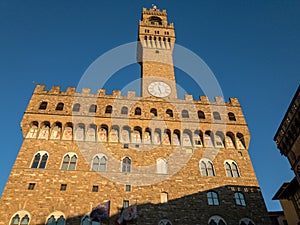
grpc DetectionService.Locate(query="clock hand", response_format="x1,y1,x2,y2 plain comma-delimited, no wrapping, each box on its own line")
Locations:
158,86,162,93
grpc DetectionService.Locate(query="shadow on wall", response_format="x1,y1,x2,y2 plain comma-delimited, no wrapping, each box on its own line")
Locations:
31,185,269,225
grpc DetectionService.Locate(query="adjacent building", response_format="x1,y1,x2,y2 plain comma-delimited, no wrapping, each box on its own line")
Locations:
273,85,300,225
0,5,270,225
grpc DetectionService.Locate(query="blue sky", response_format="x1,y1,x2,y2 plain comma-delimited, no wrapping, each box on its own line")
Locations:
0,1,299,211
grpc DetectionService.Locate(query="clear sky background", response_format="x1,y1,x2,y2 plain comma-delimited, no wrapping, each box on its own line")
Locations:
0,0,299,211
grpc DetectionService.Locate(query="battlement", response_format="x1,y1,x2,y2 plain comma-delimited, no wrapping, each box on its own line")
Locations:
33,84,240,106
140,5,174,29
142,7,167,16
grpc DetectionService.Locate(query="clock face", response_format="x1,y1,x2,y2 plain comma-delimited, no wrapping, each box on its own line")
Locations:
148,81,171,97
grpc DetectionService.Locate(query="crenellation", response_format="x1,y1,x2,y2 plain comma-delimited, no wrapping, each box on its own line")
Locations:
81,88,91,95
34,84,46,93
97,89,106,96
28,84,247,115
200,96,209,103
127,91,136,99
229,97,240,106
142,7,167,16
214,96,225,104
66,87,76,94
184,94,193,101
49,86,61,94
112,90,121,97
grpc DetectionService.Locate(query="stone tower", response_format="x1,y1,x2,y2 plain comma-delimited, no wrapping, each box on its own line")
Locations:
137,6,177,99
0,5,270,225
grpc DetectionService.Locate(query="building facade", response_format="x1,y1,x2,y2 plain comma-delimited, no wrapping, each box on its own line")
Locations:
273,85,300,225
268,211,287,225
0,6,270,225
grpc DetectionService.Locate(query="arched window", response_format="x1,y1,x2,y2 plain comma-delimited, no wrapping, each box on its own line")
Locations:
154,129,161,145
46,214,66,225
166,109,173,117
98,125,108,142
173,130,180,145
215,132,224,148
144,128,151,144
31,151,48,169
200,159,215,176
61,155,70,170
132,127,142,143
86,124,96,142
31,153,47,169
225,132,235,149
26,122,39,139
38,122,50,139
62,123,73,140
121,126,130,143
234,192,246,206
213,111,221,120
46,215,56,225
39,153,48,168
149,16,162,25
56,102,64,111
182,130,192,146
122,157,131,173
224,161,240,177
228,112,236,121
109,126,119,142
92,154,107,172
225,162,231,177
105,105,112,114
20,215,29,225
39,101,48,110
135,107,141,115
198,110,205,119
69,155,77,170
121,106,128,115
204,131,214,147
10,211,30,225
194,130,203,146
75,123,85,141
158,219,172,225
50,123,62,140
157,158,168,174
57,216,65,225
10,215,20,225
61,153,77,171
208,216,227,225
207,191,219,205
239,218,255,225
89,104,97,113
150,108,158,116
72,103,80,112
181,110,189,118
